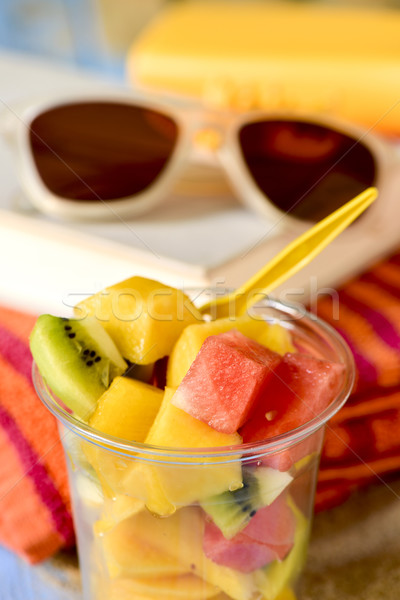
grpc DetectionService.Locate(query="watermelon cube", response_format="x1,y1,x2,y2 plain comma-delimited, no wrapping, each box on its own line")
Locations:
171,330,282,434
239,352,345,467
203,492,296,573
167,312,294,388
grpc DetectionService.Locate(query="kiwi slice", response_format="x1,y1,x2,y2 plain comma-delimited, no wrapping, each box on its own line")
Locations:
201,466,293,539
30,315,127,420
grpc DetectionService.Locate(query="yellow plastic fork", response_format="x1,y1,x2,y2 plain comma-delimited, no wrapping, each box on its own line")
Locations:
199,187,378,319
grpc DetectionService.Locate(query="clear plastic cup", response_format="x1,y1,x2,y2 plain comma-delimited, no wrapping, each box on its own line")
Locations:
32,298,354,600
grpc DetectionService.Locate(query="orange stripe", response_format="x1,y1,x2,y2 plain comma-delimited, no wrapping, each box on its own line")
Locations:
370,411,400,454
330,391,400,422
0,426,64,563
317,298,395,387
322,423,352,459
345,279,400,338
315,485,351,510
0,357,71,511
318,455,400,482
372,262,400,288
0,306,37,344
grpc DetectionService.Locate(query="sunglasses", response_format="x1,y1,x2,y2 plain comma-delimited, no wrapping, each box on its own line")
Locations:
3,93,396,222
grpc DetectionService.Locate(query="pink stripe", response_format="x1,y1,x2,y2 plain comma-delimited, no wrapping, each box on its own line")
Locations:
387,253,400,267
0,404,75,546
330,320,378,388
0,325,33,382
339,290,400,351
360,271,400,300
314,299,378,387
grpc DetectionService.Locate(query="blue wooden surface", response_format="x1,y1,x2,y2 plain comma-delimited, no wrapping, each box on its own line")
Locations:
0,545,81,600
0,0,124,77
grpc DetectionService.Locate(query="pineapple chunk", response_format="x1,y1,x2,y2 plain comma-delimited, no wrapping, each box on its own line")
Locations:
75,276,203,364
121,388,243,513
167,314,294,387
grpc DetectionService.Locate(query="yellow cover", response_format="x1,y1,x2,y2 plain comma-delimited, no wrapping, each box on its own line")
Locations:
127,1,400,133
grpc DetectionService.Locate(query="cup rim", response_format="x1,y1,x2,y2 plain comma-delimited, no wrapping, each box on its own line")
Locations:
32,297,355,462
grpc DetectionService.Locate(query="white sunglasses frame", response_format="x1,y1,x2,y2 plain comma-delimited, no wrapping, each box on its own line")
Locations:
2,91,398,225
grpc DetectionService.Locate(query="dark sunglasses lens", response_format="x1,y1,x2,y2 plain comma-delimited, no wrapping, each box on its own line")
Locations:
29,102,179,201
238,120,376,221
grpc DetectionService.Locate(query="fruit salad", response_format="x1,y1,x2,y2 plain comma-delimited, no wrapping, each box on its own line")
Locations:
30,276,349,600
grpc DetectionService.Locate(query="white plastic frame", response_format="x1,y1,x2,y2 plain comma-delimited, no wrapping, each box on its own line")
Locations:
219,109,398,227
2,91,398,223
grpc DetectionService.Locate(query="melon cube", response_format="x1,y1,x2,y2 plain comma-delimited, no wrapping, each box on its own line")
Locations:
201,466,293,540
75,276,202,364
171,330,282,434
254,499,309,600
240,353,345,442
203,493,296,573
167,314,293,387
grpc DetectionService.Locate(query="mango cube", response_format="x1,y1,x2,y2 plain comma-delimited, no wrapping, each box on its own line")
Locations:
85,377,163,498
75,276,202,364
102,574,220,600
89,376,163,442
100,506,256,600
99,516,188,579
121,388,243,512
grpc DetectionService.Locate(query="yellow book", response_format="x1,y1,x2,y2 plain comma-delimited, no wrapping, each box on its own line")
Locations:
127,1,400,133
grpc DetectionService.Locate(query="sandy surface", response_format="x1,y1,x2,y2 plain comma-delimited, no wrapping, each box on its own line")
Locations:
299,478,400,599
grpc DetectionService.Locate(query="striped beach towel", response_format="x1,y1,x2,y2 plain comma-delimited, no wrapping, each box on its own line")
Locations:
315,252,400,510
1,250,400,561
0,307,74,564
